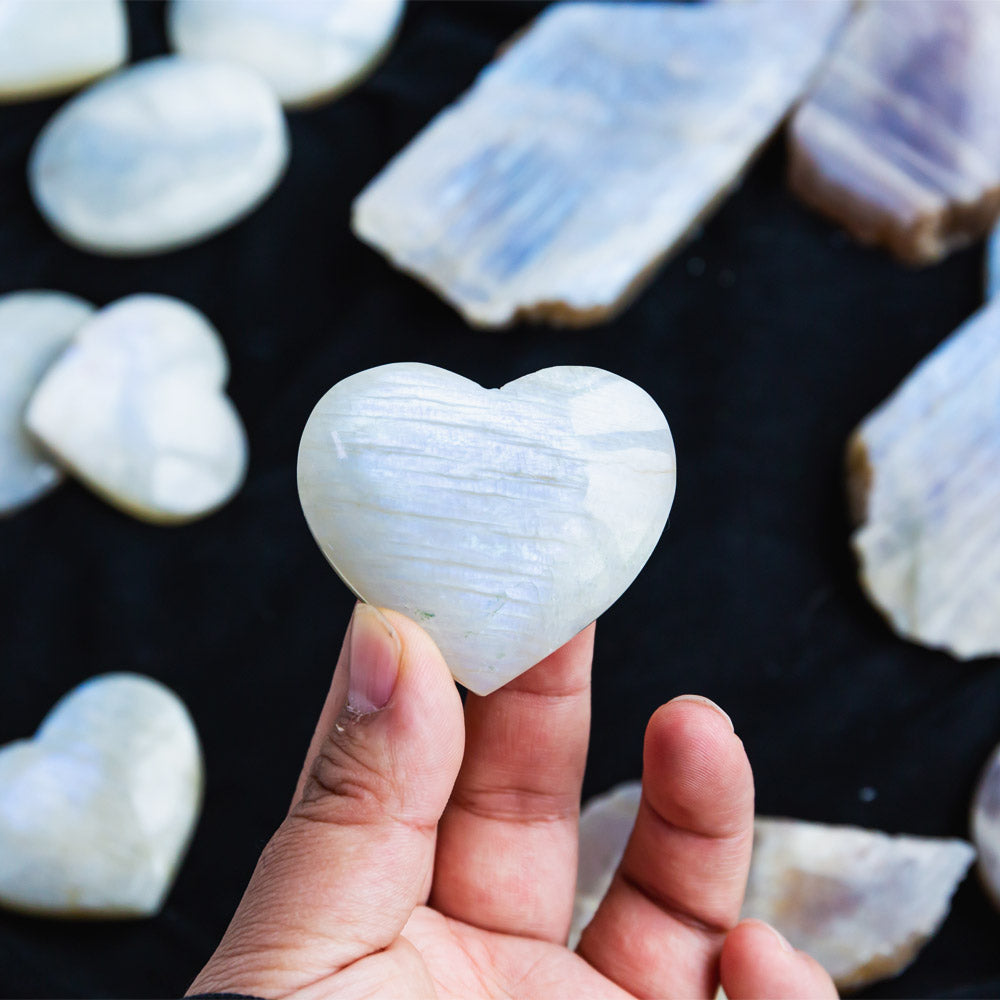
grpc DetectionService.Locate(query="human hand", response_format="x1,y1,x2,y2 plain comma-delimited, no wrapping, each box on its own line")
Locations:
189,603,836,999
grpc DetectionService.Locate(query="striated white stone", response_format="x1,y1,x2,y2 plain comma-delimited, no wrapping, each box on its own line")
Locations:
790,1,1000,265
297,363,675,694
848,299,1000,658
25,294,248,524
0,674,203,918
167,0,405,108
571,781,641,947
0,0,127,102
971,740,1000,912
744,818,975,991
29,56,289,256
574,785,976,990
0,291,94,515
352,0,850,327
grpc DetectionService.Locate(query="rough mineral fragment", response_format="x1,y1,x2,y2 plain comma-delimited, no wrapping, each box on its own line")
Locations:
167,0,405,107
352,1,849,327
0,674,203,918
25,294,248,524
971,741,1000,912
744,818,975,991
297,363,675,694
573,783,975,990
29,56,288,255
789,1,1000,265
0,0,127,102
0,291,94,515
848,300,1000,658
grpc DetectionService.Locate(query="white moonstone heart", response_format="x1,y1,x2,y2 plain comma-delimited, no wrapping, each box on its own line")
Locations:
25,294,248,524
0,290,94,515
28,55,288,255
0,674,203,918
298,363,675,694
167,0,405,108
0,0,127,103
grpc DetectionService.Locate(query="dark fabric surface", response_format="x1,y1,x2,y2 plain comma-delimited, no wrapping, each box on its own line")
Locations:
1,2,999,997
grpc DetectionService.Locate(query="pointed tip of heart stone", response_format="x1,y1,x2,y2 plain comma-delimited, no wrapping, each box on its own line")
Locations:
297,362,675,694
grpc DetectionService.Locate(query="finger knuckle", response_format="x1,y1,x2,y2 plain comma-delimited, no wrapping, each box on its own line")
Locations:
295,727,396,824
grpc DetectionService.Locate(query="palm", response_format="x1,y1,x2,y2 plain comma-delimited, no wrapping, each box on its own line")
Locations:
189,612,803,1000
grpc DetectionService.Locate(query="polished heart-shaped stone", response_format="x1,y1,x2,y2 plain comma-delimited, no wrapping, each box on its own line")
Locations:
297,363,675,694
25,294,248,524
0,290,94,516
0,674,203,918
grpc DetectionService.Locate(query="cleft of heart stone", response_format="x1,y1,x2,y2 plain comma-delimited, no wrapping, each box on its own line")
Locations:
0,673,203,919
297,362,676,695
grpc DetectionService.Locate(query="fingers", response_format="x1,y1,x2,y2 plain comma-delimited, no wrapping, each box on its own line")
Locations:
188,604,465,998
721,920,839,999
431,625,594,942
577,696,754,999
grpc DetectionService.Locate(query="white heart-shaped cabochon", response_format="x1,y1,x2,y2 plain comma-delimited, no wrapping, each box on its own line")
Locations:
298,363,676,694
0,674,203,918
25,293,248,524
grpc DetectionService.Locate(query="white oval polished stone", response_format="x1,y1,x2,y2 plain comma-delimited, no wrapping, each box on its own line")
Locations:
0,673,203,918
29,56,289,255
0,0,127,102
25,294,248,524
0,291,94,515
168,0,405,107
298,363,676,695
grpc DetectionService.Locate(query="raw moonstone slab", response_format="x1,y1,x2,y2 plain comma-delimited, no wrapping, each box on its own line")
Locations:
167,0,405,107
573,783,976,990
352,1,849,327
789,1,1000,265
25,294,248,524
848,299,1000,658
971,741,1000,912
0,291,94,515
297,363,675,694
0,674,202,918
29,56,289,255
744,818,975,991
0,0,127,102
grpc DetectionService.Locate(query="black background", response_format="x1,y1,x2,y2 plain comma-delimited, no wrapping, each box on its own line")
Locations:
2,2,1000,997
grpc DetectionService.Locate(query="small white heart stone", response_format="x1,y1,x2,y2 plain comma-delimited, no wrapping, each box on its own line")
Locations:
25,294,248,524
0,0,127,103
298,363,675,694
0,290,94,515
29,55,288,255
0,674,203,918
167,0,405,108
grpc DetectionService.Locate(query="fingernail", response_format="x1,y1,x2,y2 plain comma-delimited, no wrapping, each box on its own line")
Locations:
346,604,401,715
755,919,794,954
671,694,734,731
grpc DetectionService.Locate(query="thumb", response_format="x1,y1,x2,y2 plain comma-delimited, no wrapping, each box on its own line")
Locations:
189,603,465,998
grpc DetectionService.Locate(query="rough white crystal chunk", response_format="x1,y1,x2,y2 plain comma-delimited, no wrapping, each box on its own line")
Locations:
167,0,405,107
297,363,675,694
972,741,1000,912
25,294,248,524
0,0,127,102
0,674,203,918
352,0,849,327
574,784,975,990
0,291,94,515
29,56,289,255
744,818,975,991
848,299,1000,658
